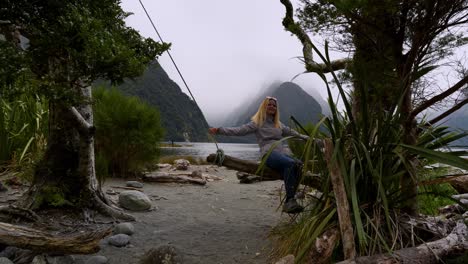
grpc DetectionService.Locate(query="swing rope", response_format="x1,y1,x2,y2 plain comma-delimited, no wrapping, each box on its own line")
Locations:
137,0,200,108
138,0,224,165
208,134,225,167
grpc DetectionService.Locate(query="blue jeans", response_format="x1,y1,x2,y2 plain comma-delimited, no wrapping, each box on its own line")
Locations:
265,151,302,200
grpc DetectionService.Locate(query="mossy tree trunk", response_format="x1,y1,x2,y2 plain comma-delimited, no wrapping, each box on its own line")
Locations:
22,85,134,221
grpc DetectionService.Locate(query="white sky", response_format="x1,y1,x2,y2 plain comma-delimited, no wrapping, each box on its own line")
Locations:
120,0,337,124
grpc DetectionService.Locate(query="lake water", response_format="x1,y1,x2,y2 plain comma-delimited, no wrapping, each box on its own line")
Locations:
160,142,261,161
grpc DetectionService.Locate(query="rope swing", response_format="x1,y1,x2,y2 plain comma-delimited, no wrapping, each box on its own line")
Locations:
137,0,224,165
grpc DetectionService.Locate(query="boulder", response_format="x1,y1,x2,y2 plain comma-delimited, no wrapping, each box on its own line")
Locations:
0,257,13,264
126,181,144,188
173,159,190,170
119,191,152,211
113,223,135,236
108,234,130,247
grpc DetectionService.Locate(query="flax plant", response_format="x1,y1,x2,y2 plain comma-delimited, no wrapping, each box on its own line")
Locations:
270,43,468,263
0,93,48,171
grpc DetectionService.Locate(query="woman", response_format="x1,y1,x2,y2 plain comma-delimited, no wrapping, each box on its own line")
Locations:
209,96,308,214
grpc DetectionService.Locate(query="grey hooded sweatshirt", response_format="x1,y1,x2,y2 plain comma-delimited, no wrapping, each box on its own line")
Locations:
218,117,309,156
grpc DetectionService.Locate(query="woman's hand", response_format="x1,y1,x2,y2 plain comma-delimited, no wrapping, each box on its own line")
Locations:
208,127,219,135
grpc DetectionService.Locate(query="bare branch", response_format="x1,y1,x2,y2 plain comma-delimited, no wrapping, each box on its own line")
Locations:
411,75,468,120
428,97,468,125
69,107,95,136
280,0,350,73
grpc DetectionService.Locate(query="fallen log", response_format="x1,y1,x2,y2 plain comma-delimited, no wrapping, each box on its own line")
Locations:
207,153,281,179
0,222,111,254
336,221,468,264
207,154,322,188
142,172,206,185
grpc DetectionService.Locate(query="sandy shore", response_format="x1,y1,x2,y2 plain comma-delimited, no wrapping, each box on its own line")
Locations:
75,165,288,264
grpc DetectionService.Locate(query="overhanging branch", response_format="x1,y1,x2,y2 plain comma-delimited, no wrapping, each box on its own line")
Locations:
411,75,468,120
428,97,468,125
280,0,350,73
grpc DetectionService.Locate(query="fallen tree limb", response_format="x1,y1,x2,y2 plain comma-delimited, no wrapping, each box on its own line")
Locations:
206,154,322,188
336,221,468,264
142,173,206,185
0,222,111,254
207,153,281,179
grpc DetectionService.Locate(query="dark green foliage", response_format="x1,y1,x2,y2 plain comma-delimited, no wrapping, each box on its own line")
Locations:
0,91,48,169
97,62,209,142
93,87,164,177
270,40,468,262
1,0,170,103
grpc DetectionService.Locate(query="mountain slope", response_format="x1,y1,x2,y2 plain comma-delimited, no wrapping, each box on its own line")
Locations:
96,61,209,142
217,82,323,143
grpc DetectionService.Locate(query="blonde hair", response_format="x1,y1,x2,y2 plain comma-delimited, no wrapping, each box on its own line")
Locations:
251,98,280,128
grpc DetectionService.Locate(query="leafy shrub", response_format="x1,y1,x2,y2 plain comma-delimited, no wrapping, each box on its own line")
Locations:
93,87,164,178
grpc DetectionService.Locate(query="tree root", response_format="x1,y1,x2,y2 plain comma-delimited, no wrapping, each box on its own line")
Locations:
0,205,41,222
91,193,135,221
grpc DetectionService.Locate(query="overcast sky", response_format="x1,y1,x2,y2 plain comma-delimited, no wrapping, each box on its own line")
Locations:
120,0,338,124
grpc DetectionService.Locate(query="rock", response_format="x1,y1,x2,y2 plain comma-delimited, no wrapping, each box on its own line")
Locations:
157,163,171,169
119,190,152,211
275,254,295,264
0,257,13,264
108,234,130,247
236,172,262,184
0,247,19,259
126,181,144,188
0,182,7,192
46,255,76,264
174,159,190,170
113,222,135,236
31,255,47,264
191,170,203,179
449,175,468,193
139,245,182,264
85,255,108,264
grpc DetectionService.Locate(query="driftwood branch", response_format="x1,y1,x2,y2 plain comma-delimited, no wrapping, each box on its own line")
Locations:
206,154,322,187
207,153,281,179
324,139,356,259
142,172,206,185
280,0,350,73
0,222,111,254
336,221,468,264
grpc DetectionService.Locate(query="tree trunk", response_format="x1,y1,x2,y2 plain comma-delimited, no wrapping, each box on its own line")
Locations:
22,85,133,221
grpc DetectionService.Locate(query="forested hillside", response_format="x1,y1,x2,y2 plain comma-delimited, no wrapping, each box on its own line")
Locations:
96,61,209,142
